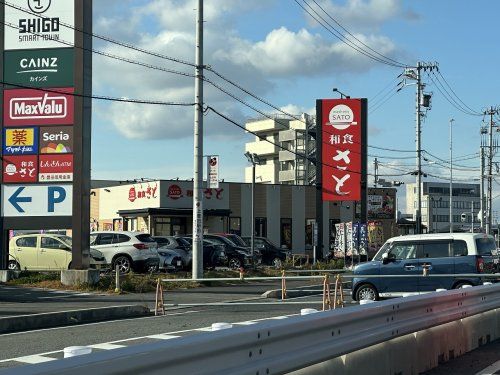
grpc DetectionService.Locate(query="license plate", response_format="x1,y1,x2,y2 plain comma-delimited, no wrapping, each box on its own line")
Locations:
177,260,182,266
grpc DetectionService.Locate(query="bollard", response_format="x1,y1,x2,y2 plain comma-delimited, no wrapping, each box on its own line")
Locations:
212,322,233,331
64,346,92,358
239,267,245,280
114,265,121,294
281,270,287,300
155,278,165,316
322,274,332,311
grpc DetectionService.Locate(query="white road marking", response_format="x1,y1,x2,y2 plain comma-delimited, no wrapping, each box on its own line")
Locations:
236,321,258,325
88,343,126,350
475,359,500,375
15,355,56,364
146,334,179,340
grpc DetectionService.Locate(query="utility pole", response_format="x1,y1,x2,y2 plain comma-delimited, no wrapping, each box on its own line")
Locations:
480,146,485,231
192,0,204,279
373,158,379,187
405,62,438,234
449,119,454,233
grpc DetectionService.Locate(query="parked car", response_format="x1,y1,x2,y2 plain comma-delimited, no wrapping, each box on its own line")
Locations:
8,234,108,271
214,233,248,248
153,236,192,267
204,234,260,269
158,248,184,272
181,237,228,269
90,231,159,273
352,233,500,301
242,236,289,268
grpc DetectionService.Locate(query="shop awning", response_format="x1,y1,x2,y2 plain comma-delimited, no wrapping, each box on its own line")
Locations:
117,208,231,218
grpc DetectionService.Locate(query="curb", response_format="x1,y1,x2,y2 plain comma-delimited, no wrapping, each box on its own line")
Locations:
0,305,151,334
262,289,323,299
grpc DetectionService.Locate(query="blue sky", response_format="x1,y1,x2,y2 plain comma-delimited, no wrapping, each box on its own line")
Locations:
90,1,498,213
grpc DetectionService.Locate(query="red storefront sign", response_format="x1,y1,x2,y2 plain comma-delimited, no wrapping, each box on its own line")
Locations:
2,155,38,183
39,154,73,182
3,88,74,126
321,99,363,201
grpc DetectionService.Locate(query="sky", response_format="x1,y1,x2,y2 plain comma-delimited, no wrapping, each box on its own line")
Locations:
89,0,499,214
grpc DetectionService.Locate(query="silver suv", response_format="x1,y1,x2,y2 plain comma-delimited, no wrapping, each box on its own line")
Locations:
90,231,159,273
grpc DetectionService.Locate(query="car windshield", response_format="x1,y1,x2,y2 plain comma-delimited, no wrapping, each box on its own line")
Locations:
176,238,191,247
372,242,392,261
59,236,72,247
227,235,247,247
475,237,496,256
136,234,155,242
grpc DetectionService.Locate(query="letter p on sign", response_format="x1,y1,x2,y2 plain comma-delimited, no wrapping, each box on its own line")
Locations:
48,186,66,213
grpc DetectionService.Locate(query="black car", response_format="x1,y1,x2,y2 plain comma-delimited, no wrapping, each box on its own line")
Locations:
182,237,228,269
242,236,289,268
204,234,259,269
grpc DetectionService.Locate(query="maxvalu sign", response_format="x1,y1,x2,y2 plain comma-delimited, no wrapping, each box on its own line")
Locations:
4,48,74,87
4,0,74,50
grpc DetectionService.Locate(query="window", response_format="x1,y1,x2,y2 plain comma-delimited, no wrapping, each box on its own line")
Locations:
135,234,155,243
475,238,496,256
41,237,66,250
420,242,450,258
453,240,468,256
114,234,130,244
305,219,315,246
90,234,97,246
280,218,292,250
97,233,114,245
388,243,417,260
255,217,267,237
229,217,241,235
16,237,36,247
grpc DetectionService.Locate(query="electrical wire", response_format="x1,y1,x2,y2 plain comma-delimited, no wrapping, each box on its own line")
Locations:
0,80,195,107
436,70,482,116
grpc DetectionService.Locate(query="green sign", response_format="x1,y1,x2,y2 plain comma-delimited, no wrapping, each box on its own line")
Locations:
4,48,74,88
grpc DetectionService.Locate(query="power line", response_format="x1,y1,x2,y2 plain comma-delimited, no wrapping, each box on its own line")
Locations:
0,80,195,107
293,0,407,68
436,70,482,116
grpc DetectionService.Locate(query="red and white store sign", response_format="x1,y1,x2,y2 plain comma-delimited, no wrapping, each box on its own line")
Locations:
3,88,74,126
2,155,38,183
321,99,362,201
39,154,73,182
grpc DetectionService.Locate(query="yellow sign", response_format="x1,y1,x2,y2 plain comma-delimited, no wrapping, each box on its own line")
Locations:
5,128,35,147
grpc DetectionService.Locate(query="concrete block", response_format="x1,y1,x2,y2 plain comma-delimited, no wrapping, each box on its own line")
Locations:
0,270,19,282
61,269,100,286
287,355,345,375
343,341,391,375
389,333,418,375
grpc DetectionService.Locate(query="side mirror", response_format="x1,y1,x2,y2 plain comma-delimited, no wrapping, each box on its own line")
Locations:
382,253,391,264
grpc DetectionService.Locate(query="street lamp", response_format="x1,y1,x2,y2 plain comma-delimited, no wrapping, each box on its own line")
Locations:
245,151,263,261
332,88,350,99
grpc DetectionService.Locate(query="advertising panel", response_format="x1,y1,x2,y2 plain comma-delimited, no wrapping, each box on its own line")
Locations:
321,99,363,201
3,127,38,155
2,184,72,217
207,155,219,189
161,181,229,210
4,48,74,87
4,0,75,50
2,155,38,183
3,87,74,126
368,193,395,219
39,126,73,153
39,154,73,182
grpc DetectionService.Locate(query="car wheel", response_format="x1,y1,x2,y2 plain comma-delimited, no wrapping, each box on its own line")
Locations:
228,257,242,269
355,284,379,301
454,281,473,289
8,260,20,271
113,255,132,274
272,257,283,269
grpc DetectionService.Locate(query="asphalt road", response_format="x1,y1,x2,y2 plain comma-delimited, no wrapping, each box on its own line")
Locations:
0,284,333,369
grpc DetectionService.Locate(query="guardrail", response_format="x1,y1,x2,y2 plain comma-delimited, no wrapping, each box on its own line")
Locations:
11,283,500,375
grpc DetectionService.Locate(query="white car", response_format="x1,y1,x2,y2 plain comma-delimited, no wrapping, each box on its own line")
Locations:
90,231,159,273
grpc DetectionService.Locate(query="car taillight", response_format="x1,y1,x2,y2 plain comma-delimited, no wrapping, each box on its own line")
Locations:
476,257,484,273
133,243,148,250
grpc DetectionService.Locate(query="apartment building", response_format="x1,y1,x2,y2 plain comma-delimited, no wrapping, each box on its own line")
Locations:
244,114,315,185
406,182,480,232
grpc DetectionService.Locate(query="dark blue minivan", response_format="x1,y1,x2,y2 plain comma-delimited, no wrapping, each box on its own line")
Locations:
352,233,499,301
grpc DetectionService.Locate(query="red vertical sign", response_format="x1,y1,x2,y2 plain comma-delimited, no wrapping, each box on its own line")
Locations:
321,99,362,201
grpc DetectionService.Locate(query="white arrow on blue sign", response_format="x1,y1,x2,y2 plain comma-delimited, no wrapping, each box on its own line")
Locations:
2,185,72,217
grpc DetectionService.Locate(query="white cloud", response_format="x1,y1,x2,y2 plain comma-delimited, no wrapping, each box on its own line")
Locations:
92,0,404,141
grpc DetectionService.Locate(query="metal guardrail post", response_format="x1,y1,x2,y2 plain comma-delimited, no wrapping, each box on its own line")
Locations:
281,270,287,300
114,265,121,294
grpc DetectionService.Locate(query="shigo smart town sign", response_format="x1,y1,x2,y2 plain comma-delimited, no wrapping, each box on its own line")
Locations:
1,0,93,270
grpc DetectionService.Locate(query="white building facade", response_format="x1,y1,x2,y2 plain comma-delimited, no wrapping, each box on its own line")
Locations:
406,182,480,232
